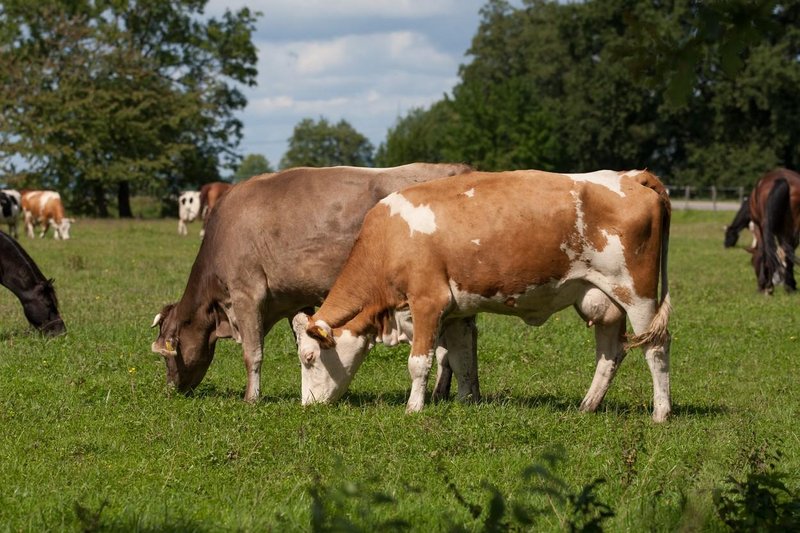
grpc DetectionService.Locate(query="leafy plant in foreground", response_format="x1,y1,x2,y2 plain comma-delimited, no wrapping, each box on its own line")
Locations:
308,474,410,532
443,448,615,532
713,443,800,531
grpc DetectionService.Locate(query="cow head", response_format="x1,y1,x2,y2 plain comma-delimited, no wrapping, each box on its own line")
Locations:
24,279,66,337
55,218,73,240
292,313,373,405
179,191,201,222
151,302,220,392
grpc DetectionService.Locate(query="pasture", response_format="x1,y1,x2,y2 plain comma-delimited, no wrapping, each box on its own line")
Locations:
0,212,798,531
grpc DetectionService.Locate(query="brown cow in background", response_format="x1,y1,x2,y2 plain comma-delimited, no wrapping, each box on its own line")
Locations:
199,182,233,237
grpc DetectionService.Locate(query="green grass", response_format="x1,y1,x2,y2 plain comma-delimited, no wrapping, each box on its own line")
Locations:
0,212,798,531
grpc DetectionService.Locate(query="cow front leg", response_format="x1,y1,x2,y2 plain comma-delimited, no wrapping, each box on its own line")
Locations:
580,319,626,413
230,294,268,403
406,293,449,413
24,213,34,238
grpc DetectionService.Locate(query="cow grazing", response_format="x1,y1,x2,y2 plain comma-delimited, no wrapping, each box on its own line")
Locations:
747,168,800,294
150,163,478,402
21,190,72,240
0,189,21,238
177,191,201,236
0,231,66,336
298,170,673,422
199,182,233,237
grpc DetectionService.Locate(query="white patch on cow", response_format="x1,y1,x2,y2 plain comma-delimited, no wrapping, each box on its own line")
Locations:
37,191,60,213
462,188,475,198
560,190,656,324
379,192,437,236
621,169,644,179
471,239,480,246
564,170,626,197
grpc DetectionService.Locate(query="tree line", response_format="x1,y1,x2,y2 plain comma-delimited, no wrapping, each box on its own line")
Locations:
2,0,799,216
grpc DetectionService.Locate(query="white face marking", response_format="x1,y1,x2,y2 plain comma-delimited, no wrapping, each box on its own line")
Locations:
471,239,480,246
462,188,475,198
178,191,201,221
379,192,437,236
57,218,71,240
294,319,372,405
564,170,627,197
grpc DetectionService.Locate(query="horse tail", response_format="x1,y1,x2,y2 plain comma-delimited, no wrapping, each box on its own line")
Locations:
759,178,790,291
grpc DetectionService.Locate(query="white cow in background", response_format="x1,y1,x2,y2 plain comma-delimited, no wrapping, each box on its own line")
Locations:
177,191,201,236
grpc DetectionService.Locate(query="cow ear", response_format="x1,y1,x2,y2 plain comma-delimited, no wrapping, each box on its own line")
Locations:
307,323,336,349
213,306,236,340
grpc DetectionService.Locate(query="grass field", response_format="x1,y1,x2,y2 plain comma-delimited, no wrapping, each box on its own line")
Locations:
0,212,798,531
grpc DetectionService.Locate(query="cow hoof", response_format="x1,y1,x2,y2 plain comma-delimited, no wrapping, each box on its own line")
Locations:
652,409,671,423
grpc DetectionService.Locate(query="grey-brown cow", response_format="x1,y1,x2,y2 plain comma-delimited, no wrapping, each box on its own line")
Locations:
151,164,478,402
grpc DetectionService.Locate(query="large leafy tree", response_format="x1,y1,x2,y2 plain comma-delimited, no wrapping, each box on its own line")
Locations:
232,153,273,182
280,117,374,169
0,0,258,217
375,103,458,167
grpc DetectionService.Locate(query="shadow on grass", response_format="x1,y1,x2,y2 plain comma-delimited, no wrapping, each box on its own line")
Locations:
174,385,730,419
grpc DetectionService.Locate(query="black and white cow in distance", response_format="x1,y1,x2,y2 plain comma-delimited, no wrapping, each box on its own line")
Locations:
0,189,21,238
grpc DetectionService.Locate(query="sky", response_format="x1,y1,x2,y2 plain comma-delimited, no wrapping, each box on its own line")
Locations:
203,0,488,170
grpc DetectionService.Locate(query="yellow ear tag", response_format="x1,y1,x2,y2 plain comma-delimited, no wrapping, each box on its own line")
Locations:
165,340,174,351
318,329,328,338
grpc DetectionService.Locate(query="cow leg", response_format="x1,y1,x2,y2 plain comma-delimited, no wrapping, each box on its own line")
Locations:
24,212,34,238
230,291,269,403
406,292,450,413
39,218,49,239
579,319,626,413
628,308,671,423
431,344,453,401
433,317,480,403
178,219,187,235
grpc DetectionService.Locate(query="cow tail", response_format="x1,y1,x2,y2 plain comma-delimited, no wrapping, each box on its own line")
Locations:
626,177,672,349
760,178,789,290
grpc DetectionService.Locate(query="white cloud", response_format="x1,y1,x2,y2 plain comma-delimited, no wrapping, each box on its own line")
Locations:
197,0,487,168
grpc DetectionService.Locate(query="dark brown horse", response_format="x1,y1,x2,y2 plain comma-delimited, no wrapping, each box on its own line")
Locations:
0,231,65,335
748,168,800,294
724,196,751,248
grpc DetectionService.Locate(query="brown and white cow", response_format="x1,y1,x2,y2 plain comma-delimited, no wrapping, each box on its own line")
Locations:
150,163,478,402
21,190,72,240
199,182,233,237
298,169,673,422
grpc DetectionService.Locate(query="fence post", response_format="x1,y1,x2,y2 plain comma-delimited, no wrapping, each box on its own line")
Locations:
711,185,717,211
738,186,744,203
684,186,691,210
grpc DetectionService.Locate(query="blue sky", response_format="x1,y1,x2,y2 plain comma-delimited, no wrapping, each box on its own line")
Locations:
204,0,488,169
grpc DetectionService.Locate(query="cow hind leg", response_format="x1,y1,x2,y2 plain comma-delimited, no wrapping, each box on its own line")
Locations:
406,291,451,413
627,304,672,423
575,287,627,413
433,317,479,403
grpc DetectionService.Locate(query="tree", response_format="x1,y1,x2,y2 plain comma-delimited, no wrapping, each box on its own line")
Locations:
232,154,273,182
375,102,459,167
280,117,374,169
0,1,259,217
